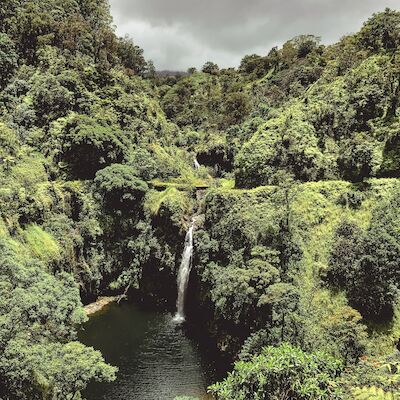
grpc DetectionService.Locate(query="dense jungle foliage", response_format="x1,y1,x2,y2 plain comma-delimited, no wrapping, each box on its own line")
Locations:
1,1,400,398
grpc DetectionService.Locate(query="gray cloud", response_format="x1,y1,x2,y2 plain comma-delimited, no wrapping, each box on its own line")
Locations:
109,0,399,70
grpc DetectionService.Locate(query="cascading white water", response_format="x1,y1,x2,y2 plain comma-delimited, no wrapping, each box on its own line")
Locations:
173,224,194,323
193,157,201,170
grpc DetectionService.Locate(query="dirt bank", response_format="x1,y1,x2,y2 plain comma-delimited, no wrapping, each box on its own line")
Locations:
84,296,118,316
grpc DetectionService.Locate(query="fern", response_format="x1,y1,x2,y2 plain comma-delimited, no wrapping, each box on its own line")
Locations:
352,386,400,400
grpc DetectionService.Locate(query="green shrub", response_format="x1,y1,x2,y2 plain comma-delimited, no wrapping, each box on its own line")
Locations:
327,192,400,320
60,115,129,179
210,344,343,400
338,137,375,182
235,102,325,187
94,164,148,212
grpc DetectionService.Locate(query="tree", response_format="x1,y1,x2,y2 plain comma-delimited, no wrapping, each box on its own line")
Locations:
358,9,400,52
385,53,400,119
235,102,324,187
210,344,343,400
60,115,129,179
112,220,161,292
258,282,299,342
356,228,400,319
210,249,281,326
117,35,147,75
328,197,400,321
346,56,388,130
381,128,400,177
128,147,159,181
337,136,375,182
2,340,116,400
322,306,368,364
290,35,321,58
0,238,117,399
0,122,19,162
223,92,251,126
202,61,219,75
240,54,261,72
94,164,148,212
32,75,75,124
0,0,19,33
327,221,365,289
0,33,18,87
145,60,156,79
55,14,94,56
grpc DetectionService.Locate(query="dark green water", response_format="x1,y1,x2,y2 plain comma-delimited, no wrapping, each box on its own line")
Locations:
79,302,226,400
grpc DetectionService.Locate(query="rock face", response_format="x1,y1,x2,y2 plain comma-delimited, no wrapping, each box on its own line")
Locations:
84,297,118,316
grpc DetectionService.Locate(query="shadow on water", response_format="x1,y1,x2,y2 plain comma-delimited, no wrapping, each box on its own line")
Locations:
79,302,228,400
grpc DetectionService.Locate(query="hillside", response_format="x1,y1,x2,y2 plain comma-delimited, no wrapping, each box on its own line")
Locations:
1,2,400,399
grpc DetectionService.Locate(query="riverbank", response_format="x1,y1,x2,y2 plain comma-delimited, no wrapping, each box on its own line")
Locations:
84,296,118,316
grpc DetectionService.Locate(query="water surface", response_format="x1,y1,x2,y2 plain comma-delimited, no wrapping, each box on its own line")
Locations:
79,302,224,400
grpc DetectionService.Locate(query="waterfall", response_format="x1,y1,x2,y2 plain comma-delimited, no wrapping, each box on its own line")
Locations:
173,224,194,323
193,157,201,170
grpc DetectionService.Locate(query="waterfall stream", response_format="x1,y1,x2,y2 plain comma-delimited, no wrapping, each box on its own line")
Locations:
194,157,201,170
173,224,194,323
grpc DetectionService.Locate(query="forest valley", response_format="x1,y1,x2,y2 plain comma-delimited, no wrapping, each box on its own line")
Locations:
1,1,400,399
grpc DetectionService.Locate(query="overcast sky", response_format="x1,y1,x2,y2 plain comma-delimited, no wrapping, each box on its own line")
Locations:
109,0,399,71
